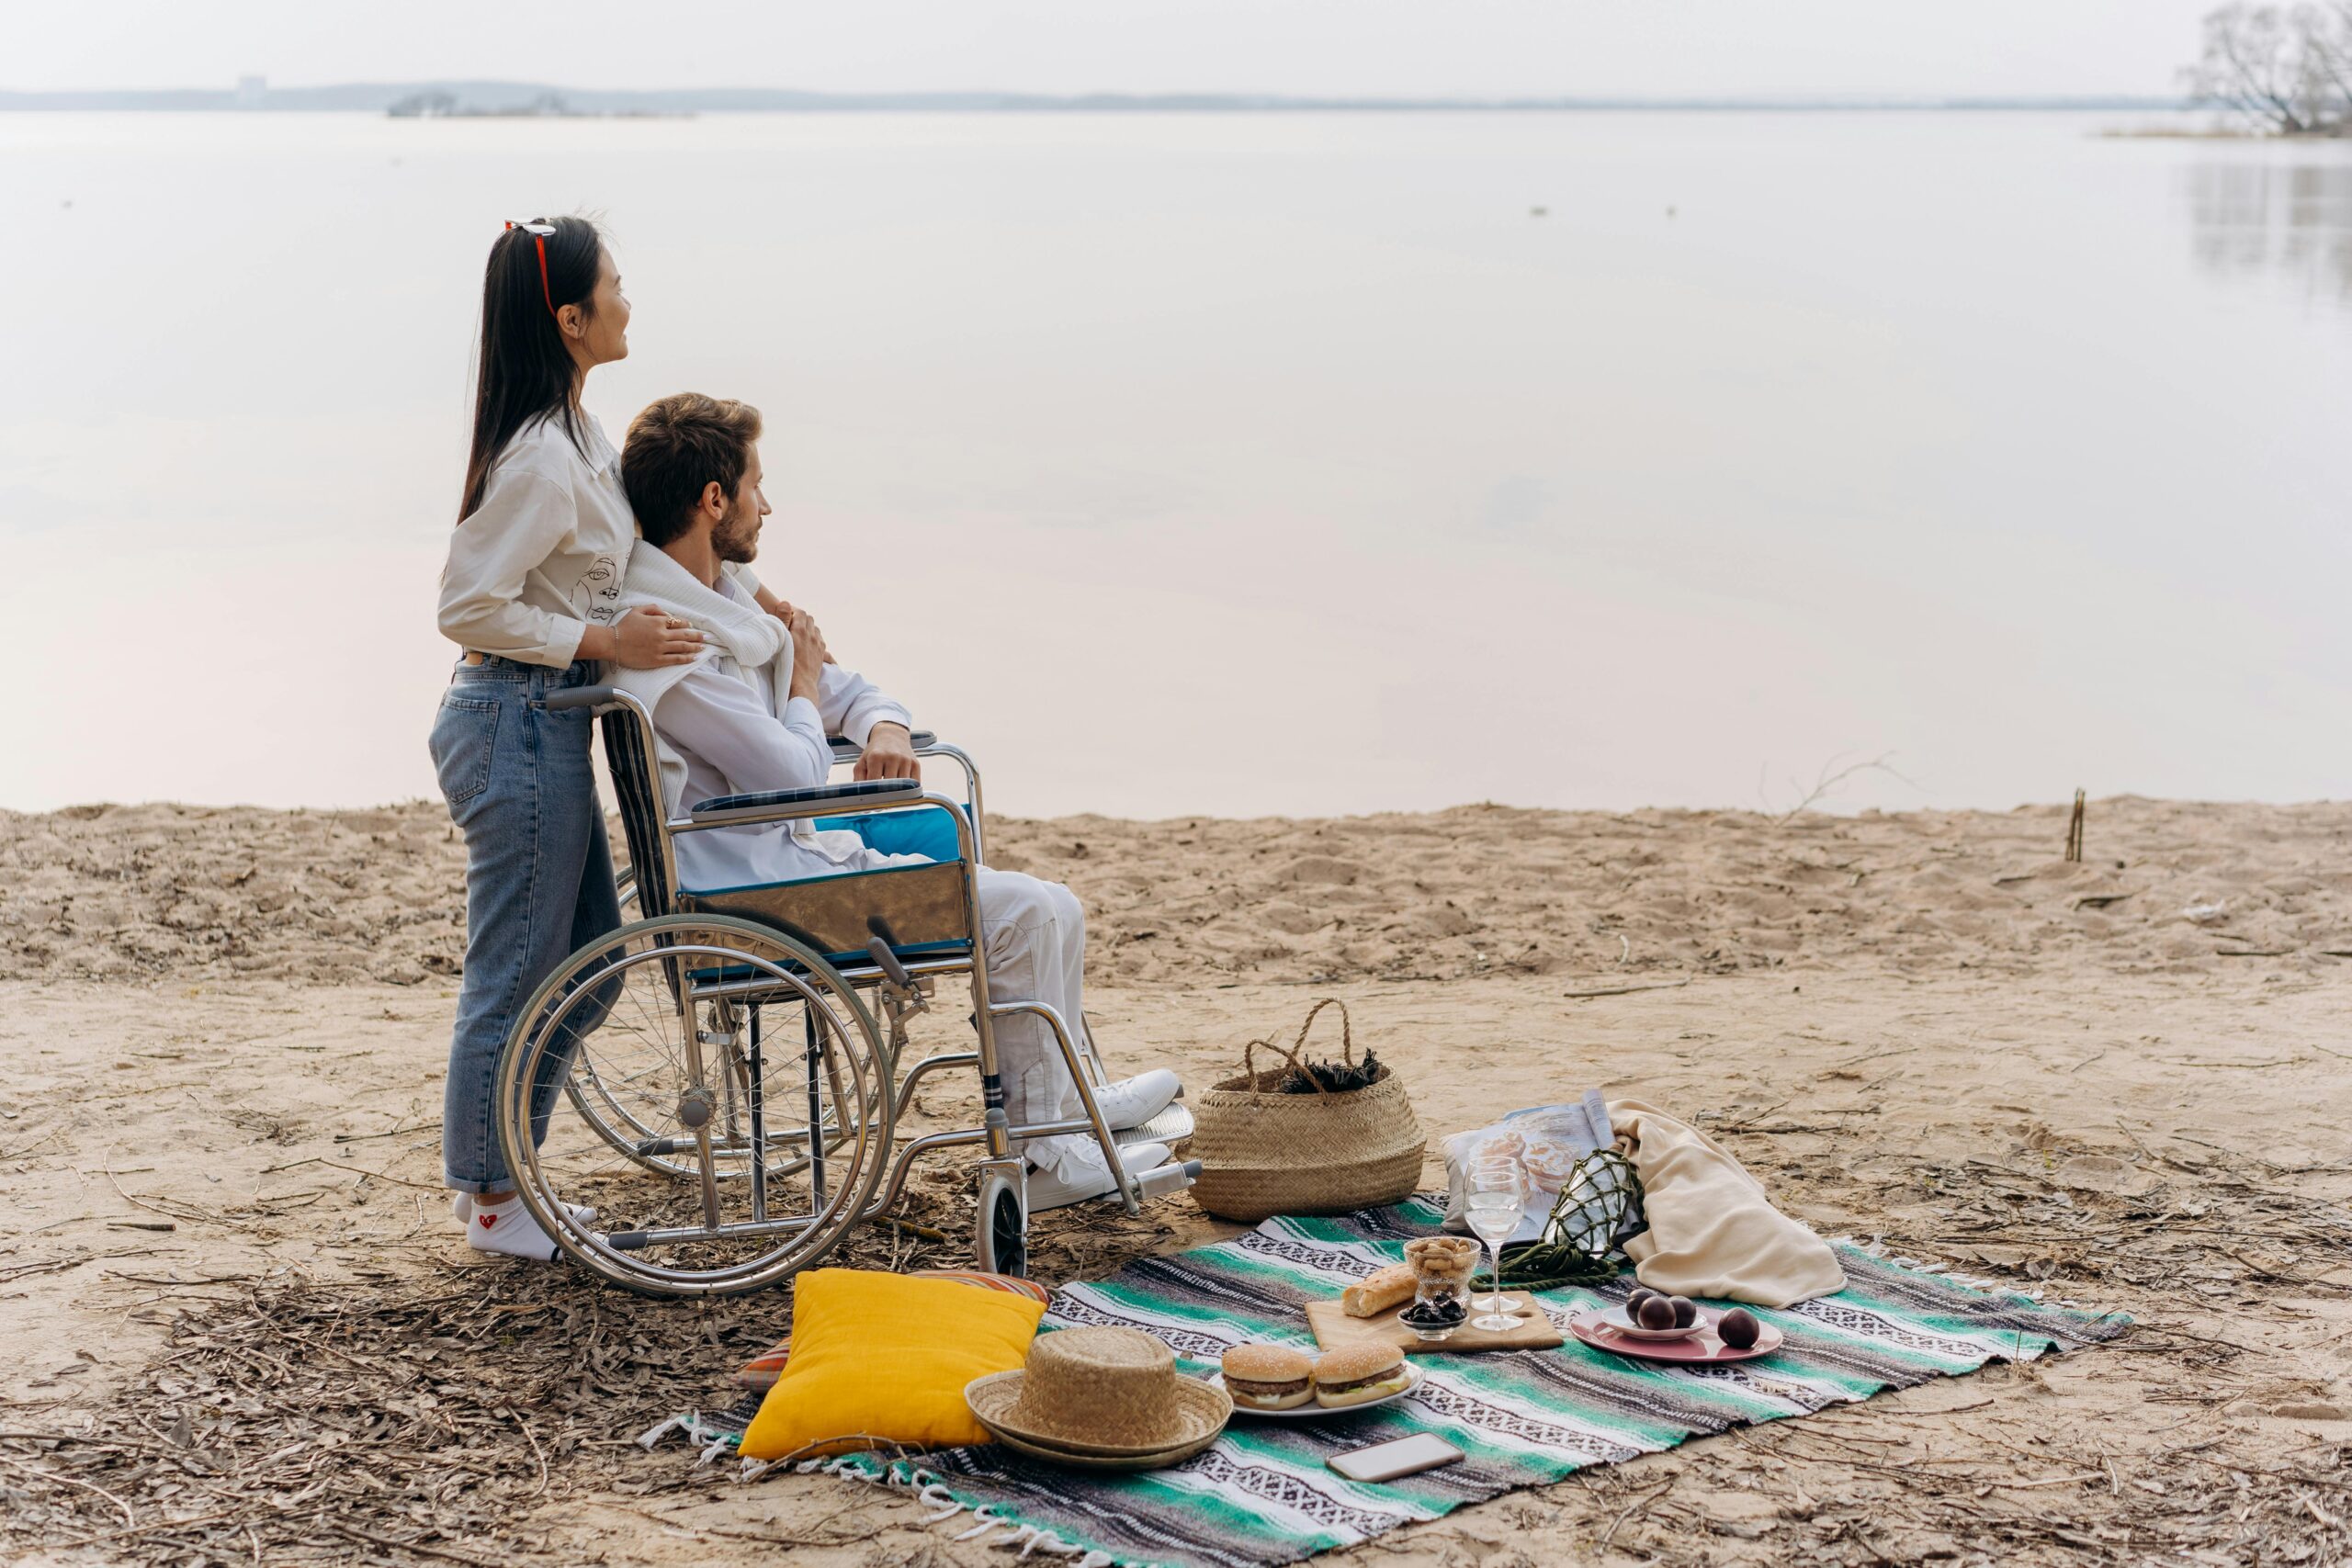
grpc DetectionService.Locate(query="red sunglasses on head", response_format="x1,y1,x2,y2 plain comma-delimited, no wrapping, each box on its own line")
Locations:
504,220,558,317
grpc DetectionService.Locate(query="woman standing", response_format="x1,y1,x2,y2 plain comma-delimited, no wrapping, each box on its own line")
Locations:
431,216,700,1259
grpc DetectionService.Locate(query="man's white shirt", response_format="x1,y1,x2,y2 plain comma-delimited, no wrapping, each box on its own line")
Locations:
627,567,915,891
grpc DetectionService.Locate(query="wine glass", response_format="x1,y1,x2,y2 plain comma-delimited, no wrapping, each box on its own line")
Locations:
1464,1157,1530,1329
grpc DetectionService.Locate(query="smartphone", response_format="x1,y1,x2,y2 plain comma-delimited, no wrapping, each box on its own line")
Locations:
1327,1433,1466,1483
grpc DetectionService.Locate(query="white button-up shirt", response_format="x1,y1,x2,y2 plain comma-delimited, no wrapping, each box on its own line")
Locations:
655,573,915,891
436,411,634,667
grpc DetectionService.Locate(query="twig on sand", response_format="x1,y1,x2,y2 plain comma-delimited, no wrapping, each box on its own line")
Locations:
256,1155,442,1190
508,1406,548,1497
1993,1471,2107,1489
0,1122,67,1160
333,1119,428,1145
0,1429,189,1456
101,1162,230,1228
1766,751,1915,823
1597,1477,1679,1553
56,1504,279,1549
1563,978,1691,1001
331,1522,511,1566
0,1451,136,1527
0,1255,97,1285
594,1498,894,1549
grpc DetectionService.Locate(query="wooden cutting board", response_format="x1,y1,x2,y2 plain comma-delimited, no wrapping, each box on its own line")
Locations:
1306,1295,1565,1355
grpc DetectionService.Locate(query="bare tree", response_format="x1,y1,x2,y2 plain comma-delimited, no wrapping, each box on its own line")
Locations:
2184,4,2352,134
2301,2,2352,110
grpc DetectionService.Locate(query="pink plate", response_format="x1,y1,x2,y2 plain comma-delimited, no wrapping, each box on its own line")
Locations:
1568,1312,1784,1364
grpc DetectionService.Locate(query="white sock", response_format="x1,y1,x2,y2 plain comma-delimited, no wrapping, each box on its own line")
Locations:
453,1191,595,1229
464,1195,566,1262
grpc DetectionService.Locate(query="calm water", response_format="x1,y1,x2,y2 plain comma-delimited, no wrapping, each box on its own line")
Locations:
3,111,2346,818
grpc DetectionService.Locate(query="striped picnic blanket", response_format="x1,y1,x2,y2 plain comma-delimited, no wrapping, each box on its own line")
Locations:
809,1199,2124,1568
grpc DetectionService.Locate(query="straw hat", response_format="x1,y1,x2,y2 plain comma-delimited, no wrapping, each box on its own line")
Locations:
966,1328,1231,1464
982,1422,1226,1472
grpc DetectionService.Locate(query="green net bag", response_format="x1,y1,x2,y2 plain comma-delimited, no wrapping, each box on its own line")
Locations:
1496,1147,1645,1290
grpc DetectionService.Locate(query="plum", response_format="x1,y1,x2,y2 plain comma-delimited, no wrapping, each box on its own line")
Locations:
1717,1308,1760,1349
1668,1296,1698,1328
1635,1295,1679,1331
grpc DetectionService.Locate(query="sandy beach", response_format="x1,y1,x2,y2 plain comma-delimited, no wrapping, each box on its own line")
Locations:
4,795,2349,1564
10,9,2352,1562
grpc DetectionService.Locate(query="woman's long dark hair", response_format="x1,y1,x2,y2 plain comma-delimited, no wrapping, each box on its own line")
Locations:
459,214,605,517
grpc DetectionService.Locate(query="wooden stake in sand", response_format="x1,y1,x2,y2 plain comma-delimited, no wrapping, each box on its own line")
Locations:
2064,789,2086,863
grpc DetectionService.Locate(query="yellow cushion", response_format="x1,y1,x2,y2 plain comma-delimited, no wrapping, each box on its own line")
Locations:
739,1269,1047,1461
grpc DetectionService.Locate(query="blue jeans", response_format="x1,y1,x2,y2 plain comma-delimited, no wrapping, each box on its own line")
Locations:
429,656,622,1193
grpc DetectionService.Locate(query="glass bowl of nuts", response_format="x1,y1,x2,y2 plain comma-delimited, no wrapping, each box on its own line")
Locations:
1396,1236,1482,1339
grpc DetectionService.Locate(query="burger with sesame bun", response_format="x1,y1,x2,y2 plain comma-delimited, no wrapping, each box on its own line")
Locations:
1311,1343,1412,1409
1221,1344,1316,1411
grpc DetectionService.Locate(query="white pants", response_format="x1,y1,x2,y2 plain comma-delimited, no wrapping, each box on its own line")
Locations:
972,867,1097,1179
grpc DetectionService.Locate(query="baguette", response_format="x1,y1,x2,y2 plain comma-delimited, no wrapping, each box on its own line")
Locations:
1340,1262,1416,1318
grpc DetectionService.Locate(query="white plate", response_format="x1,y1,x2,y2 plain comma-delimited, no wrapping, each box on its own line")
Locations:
1596,1303,1713,1342
1211,1360,1424,1420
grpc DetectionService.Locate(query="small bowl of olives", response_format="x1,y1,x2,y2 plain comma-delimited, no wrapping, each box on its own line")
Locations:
1601,1285,1710,1341
1398,1296,1468,1341
1399,1276,1470,1340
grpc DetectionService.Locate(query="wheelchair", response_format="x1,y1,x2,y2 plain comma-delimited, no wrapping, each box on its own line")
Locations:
490,684,1198,1297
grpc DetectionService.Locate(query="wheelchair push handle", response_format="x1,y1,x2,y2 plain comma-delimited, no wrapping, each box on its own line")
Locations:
544,683,620,713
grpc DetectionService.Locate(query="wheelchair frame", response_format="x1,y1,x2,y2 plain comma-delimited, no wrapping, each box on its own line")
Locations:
495,682,1193,1295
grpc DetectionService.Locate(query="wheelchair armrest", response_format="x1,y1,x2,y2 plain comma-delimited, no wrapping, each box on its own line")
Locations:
545,684,620,713
689,776,924,826
828,728,936,764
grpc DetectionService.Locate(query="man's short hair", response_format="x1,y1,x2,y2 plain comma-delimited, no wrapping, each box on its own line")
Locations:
622,393,763,547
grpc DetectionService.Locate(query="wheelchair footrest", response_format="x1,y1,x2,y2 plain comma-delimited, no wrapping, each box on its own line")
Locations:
1114,1100,1194,1151
1134,1159,1202,1201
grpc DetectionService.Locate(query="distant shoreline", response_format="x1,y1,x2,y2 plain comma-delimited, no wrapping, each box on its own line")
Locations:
0,83,2204,116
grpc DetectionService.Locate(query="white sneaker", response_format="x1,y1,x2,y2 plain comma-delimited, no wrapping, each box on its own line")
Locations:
1026,1139,1171,1212
453,1191,597,1229
1089,1069,1182,1132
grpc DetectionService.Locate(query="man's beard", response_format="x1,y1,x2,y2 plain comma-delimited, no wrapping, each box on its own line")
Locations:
712,502,760,565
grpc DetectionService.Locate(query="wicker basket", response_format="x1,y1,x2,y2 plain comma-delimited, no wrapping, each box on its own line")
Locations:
1188,999,1427,1224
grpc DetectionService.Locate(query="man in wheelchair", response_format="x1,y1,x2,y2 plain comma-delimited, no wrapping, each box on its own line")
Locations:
612,393,1182,1211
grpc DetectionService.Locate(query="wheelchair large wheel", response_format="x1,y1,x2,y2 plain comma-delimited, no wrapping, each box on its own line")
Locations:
494,913,895,1297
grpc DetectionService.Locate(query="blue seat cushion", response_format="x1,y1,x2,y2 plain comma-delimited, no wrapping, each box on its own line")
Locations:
810,804,964,864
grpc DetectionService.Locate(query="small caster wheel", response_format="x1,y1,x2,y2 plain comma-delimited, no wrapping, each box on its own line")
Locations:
976,1168,1028,1278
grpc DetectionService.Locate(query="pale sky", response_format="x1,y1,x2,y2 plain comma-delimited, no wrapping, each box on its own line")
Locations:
6,0,2217,100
